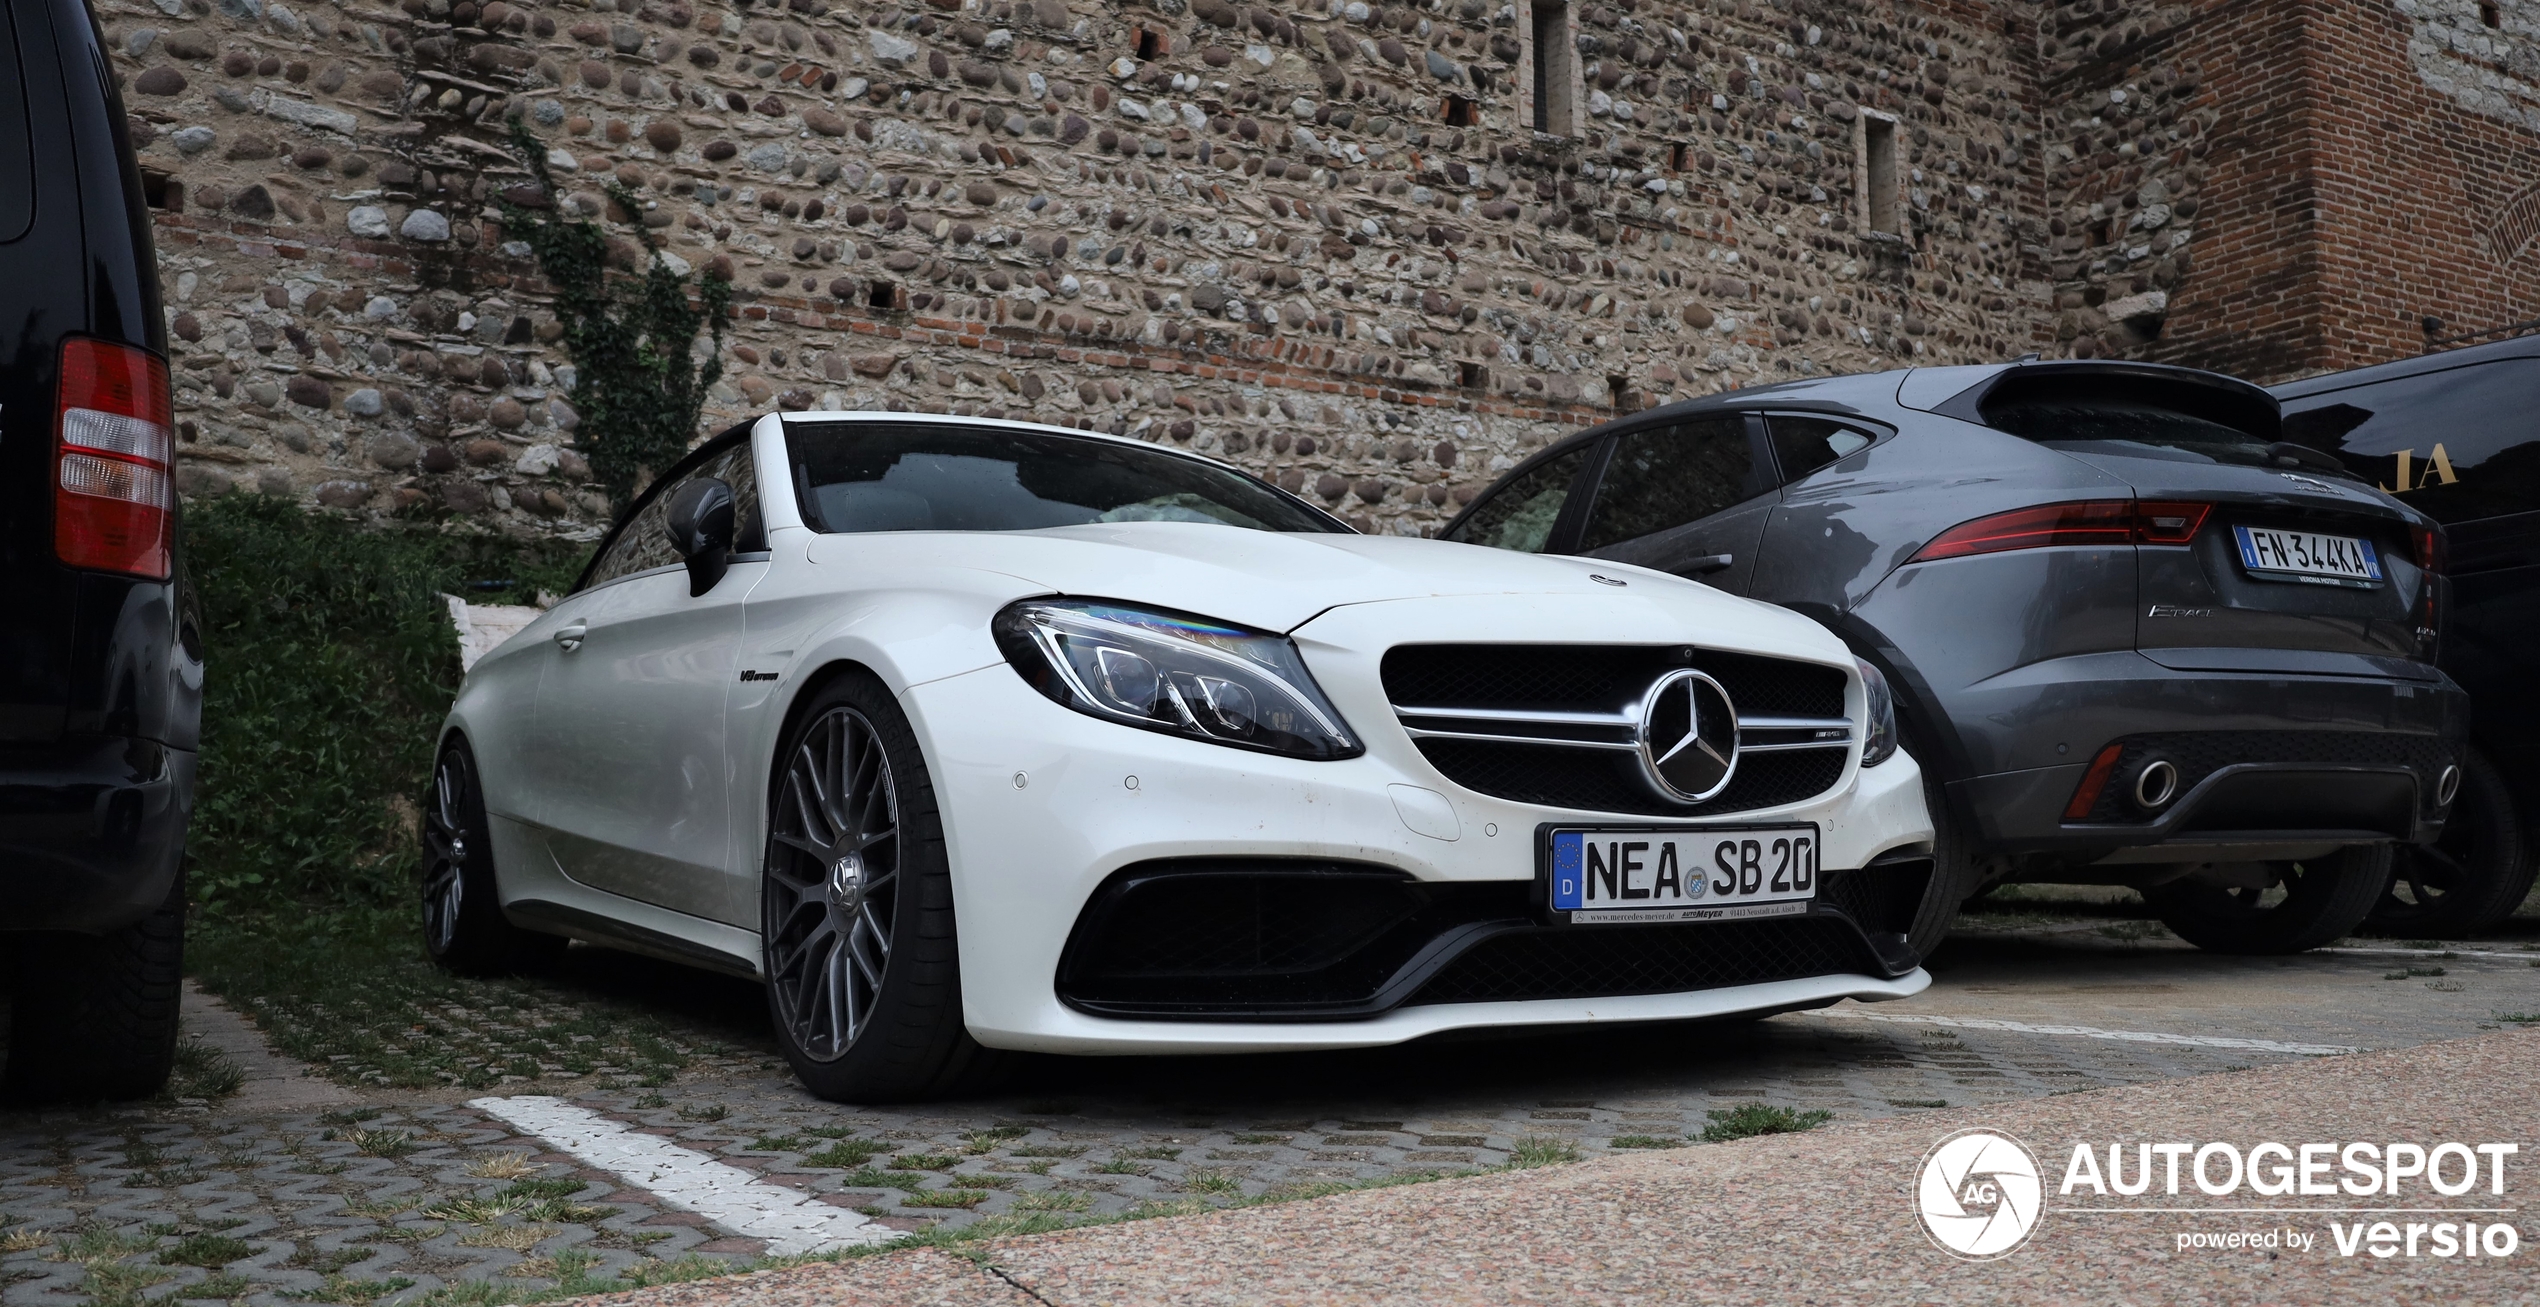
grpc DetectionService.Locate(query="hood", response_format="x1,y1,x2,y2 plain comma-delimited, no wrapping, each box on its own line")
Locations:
802,523,1758,633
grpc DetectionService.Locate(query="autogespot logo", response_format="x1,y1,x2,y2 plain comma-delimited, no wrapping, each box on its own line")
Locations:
1918,1129,2046,1260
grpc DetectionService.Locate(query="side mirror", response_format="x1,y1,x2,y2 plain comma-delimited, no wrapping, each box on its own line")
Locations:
664,476,736,596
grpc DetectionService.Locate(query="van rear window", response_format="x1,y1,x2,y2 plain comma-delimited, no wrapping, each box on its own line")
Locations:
0,1,31,243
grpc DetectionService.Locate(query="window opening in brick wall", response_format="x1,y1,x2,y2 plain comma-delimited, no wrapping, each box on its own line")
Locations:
867,280,897,310
1668,142,1690,172
1134,26,1163,60
2481,2,2501,28
139,168,182,212
1459,360,1490,390
1442,94,1479,127
1860,112,1900,235
1607,373,1630,409
1530,0,1575,136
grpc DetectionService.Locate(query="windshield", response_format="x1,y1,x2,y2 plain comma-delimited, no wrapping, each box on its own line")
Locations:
782,421,1345,535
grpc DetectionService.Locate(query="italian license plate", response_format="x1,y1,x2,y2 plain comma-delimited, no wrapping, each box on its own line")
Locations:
2232,525,2383,588
1545,826,1818,924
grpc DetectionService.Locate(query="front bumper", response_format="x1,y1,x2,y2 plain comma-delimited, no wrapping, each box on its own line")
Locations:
905,645,1934,1054
0,735,194,935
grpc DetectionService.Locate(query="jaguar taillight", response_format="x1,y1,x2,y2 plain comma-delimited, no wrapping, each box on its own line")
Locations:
54,338,175,580
1912,500,2212,562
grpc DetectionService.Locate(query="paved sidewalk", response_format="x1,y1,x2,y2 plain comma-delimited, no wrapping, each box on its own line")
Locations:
588,1027,2540,1306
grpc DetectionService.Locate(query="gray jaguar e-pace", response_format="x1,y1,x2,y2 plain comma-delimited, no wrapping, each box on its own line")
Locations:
1443,359,2467,955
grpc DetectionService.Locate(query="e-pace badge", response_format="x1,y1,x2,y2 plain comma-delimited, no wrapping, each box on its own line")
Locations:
1917,1128,2045,1260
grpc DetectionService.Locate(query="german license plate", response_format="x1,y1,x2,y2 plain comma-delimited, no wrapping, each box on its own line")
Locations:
2232,525,2383,588
1545,826,1818,924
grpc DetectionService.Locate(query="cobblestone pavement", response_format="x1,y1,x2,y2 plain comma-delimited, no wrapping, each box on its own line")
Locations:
6,924,2538,1307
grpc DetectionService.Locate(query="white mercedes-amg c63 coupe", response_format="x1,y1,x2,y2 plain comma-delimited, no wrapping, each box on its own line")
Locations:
426,413,1942,1101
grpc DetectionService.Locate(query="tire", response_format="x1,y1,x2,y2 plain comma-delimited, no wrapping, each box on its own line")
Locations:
2364,747,2536,939
2145,844,2393,955
761,671,1001,1103
1897,719,1980,963
6,864,186,1101
422,737,564,976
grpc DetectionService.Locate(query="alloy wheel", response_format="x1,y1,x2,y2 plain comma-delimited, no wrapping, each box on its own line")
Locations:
765,706,901,1063
421,751,469,955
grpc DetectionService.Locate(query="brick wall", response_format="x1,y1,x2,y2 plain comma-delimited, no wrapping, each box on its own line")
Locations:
106,0,2043,535
2037,0,2540,383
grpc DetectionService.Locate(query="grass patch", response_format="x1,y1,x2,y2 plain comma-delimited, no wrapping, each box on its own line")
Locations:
2498,1013,2540,1024
167,1040,247,1103
346,1130,414,1160
1509,1137,1582,1167
801,1140,888,1168
1607,1135,1686,1150
886,1153,961,1172
1007,1144,1086,1159
1120,1146,1183,1160
182,1271,257,1300
158,1234,255,1268
2386,966,2448,980
836,1168,926,1193
900,1189,988,1209
676,1104,729,1122
1888,1098,1949,1109
1700,1104,1835,1143
463,1153,542,1180
747,1135,807,1153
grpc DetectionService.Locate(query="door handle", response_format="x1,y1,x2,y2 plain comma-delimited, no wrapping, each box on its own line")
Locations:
554,622,587,652
1674,553,1734,577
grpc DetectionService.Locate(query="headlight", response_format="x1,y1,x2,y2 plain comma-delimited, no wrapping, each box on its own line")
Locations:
992,599,1363,760
1858,658,1899,767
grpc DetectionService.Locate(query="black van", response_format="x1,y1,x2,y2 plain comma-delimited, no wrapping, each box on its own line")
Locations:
2275,334,2540,936
0,0,201,1098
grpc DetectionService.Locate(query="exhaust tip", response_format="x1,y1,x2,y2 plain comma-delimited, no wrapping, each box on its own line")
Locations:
2436,764,2462,808
2132,758,2180,812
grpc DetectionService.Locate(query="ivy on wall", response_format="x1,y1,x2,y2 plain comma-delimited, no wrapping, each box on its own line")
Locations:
497,120,735,508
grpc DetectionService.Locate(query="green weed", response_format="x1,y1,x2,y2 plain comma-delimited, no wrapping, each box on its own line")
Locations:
1700,1104,1834,1143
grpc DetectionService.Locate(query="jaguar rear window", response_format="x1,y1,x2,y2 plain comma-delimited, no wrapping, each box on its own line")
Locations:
1979,374,2297,472
782,422,1344,535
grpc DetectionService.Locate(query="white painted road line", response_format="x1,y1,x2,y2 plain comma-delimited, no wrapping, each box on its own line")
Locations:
1802,1008,2358,1056
470,1095,899,1255
2318,945,2540,964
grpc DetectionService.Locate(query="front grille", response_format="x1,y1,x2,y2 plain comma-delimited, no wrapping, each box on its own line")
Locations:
2075,730,2451,824
1412,738,1848,818
1407,916,1887,1005
1382,645,1846,718
1384,644,1853,816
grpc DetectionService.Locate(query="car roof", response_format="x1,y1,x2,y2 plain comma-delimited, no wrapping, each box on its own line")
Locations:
2270,332,2540,399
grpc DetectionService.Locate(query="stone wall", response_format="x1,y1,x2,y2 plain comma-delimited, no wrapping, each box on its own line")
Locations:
109,0,2045,537
2035,0,2540,382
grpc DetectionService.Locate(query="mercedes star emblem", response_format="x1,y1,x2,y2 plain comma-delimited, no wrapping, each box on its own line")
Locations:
1635,668,1740,803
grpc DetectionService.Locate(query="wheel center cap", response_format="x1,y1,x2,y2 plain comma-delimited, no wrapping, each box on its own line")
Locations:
827,853,865,914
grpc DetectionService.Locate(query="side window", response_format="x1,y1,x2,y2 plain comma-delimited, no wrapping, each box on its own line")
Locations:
1767,415,1875,484
1445,444,1591,553
1576,417,1760,553
580,439,759,590
2281,359,2540,526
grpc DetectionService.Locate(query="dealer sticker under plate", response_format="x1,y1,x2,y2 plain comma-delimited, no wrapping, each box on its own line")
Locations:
1547,826,1818,924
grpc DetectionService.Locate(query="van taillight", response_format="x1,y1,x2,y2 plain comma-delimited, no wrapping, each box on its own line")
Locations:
1912,500,2212,562
54,338,175,580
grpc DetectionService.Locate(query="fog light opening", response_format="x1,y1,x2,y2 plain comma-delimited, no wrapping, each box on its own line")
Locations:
2436,764,2462,807
2131,758,2180,812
